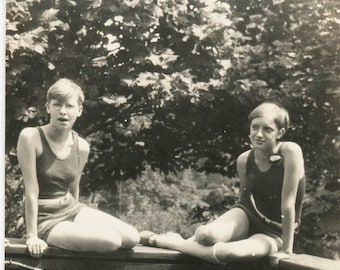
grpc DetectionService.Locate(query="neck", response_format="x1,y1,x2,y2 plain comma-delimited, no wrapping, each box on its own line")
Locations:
254,142,281,159
44,124,71,143
254,149,271,161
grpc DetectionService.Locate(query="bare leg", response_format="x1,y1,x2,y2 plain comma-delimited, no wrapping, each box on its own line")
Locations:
194,207,250,245
151,233,280,264
214,234,281,262
144,207,251,263
140,207,249,247
47,207,139,251
73,207,140,248
46,221,123,252
149,232,218,263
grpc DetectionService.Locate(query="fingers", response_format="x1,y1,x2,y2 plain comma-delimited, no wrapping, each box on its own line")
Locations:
29,244,47,258
26,238,48,258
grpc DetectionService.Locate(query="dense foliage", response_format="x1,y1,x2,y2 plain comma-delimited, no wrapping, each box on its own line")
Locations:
5,0,340,259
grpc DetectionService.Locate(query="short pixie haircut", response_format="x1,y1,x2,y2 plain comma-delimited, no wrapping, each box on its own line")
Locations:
47,78,85,105
248,102,290,131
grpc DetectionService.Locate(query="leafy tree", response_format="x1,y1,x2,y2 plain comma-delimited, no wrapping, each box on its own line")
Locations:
5,0,340,259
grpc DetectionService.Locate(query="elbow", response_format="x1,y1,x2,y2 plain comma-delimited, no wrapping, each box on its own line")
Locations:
24,192,39,204
23,182,39,203
281,202,295,220
281,197,295,212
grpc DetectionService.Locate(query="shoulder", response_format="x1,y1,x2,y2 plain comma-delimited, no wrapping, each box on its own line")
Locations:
76,136,90,165
18,127,39,140
237,150,251,168
17,127,42,155
281,141,303,157
18,127,40,146
236,150,251,178
77,136,90,154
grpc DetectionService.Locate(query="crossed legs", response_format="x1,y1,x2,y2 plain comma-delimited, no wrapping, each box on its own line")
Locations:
46,207,140,252
146,207,281,264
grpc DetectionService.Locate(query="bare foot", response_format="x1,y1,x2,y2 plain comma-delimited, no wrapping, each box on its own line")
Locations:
139,230,155,246
149,232,184,250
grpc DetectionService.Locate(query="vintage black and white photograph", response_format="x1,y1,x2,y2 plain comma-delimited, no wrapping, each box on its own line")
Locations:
4,0,340,269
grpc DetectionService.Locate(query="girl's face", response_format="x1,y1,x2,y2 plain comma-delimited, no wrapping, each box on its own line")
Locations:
249,116,284,151
46,95,83,130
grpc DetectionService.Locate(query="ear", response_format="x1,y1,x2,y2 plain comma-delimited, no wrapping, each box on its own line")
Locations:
277,128,285,139
77,105,83,117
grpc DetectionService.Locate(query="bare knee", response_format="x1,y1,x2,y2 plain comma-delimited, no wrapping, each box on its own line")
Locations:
195,225,219,246
95,231,123,252
214,242,233,263
121,226,140,249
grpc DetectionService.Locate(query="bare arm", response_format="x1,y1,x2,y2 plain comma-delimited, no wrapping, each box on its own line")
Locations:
280,142,305,254
236,150,251,202
17,128,39,239
17,128,47,257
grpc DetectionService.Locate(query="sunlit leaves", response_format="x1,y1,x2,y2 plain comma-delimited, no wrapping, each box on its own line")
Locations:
101,95,128,106
123,0,140,8
146,49,179,69
6,27,48,56
6,0,31,22
16,107,39,122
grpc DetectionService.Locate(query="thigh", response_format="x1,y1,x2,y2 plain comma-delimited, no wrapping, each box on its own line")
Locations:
249,233,282,252
46,221,122,252
210,207,249,226
195,207,250,243
74,207,139,241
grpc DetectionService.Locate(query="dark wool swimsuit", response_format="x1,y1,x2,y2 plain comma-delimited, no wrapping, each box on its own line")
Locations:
35,127,85,240
234,145,305,243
